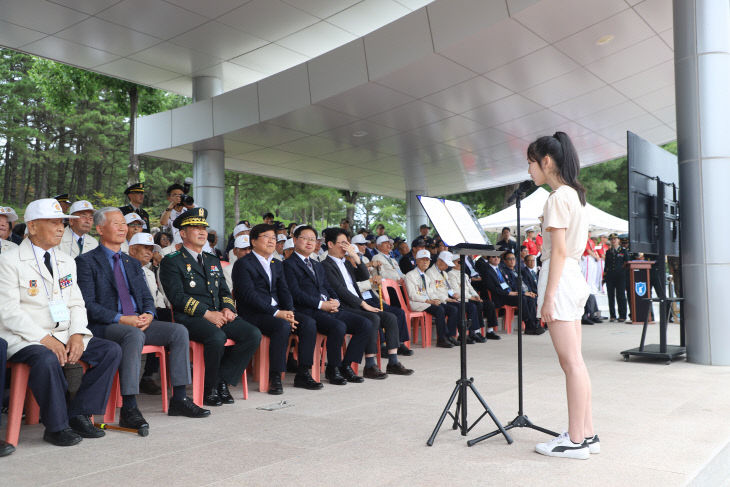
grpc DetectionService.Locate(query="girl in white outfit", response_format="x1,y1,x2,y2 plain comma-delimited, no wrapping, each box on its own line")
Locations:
528,132,599,460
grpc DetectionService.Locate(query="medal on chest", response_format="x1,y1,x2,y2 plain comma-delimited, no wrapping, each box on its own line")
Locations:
28,280,39,296
185,262,196,287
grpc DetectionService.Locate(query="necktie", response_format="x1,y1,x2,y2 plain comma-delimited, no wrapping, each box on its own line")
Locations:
495,269,504,283
113,253,136,315
197,253,204,270
420,274,430,299
43,252,53,277
77,237,84,254
305,257,315,276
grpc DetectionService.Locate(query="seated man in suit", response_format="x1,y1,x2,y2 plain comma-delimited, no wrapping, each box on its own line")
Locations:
0,199,122,447
60,200,98,257
233,224,321,394
321,228,413,377
450,257,500,340
404,250,459,348
398,237,426,275
159,209,261,406
76,208,209,435
283,225,372,385
483,253,544,335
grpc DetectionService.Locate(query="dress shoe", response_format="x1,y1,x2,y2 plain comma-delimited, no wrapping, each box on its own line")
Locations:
203,388,222,406
470,333,486,343
268,374,284,395
386,362,414,376
363,365,387,380
69,414,105,438
524,327,546,335
294,370,323,390
0,440,15,457
286,353,299,373
43,428,82,447
447,336,460,346
325,365,347,385
485,331,501,340
217,380,235,404
168,396,211,418
397,345,414,356
340,365,365,383
139,376,161,395
437,337,454,348
581,318,595,325
459,335,475,345
119,406,149,432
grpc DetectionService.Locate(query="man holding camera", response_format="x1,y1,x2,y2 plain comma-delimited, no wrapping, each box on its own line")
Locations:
119,183,150,231
160,182,196,242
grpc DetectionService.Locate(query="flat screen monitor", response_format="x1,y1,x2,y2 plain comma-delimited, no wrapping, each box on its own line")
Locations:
627,131,679,256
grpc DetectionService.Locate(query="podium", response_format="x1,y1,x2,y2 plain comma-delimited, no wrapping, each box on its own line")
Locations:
627,260,653,324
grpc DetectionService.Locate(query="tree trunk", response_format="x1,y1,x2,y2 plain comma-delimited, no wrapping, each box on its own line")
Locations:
502,183,519,209
127,85,140,186
56,132,66,196
342,190,358,223
3,141,11,202
233,174,241,223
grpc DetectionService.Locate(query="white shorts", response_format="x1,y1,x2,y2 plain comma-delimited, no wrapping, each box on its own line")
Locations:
537,258,591,322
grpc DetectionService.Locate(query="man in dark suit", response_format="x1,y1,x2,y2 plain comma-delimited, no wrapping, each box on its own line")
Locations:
322,228,413,377
521,254,539,294
283,225,372,385
398,237,426,275
483,253,543,335
76,208,209,434
159,209,261,406
232,224,321,395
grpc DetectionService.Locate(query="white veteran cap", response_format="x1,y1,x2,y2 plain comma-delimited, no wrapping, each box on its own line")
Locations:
129,232,161,253
0,206,18,222
25,198,79,222
277,233,287,242
351,234,367,245
283,238,294,251
416,249,431,259
233,223,250,236
376,235,393,245
234,235,250,249
68,200,95,214
124,212,144,225
438,251,455,266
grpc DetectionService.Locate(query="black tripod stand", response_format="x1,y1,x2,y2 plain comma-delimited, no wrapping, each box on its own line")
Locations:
468,183,558,447
427,250,512,446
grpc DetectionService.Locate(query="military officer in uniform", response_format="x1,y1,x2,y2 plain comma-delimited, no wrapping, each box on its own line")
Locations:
159,208,261,406
119,182,150,231
60,200,98,257
0,199,122,447
604,233,629,322
53,194,72,214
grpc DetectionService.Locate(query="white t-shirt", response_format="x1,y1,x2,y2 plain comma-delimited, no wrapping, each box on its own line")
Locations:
540,185,587,262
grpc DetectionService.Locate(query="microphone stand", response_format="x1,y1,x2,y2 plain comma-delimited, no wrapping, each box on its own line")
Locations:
468,184,558,447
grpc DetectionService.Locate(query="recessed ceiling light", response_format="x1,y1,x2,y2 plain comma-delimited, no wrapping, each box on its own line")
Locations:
596,34,615,46
352,130,368,137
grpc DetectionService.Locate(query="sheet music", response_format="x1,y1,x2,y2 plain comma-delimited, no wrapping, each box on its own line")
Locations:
418,196,489,247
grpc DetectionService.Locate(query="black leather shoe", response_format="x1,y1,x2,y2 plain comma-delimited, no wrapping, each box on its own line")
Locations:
340,365,365,383
43,428,82,447
386,362,414,375
397,345,414,356
0,440,16,457
470,333,486,343
203,388,222,406
69,414,105,438
217,381,234,404
139,377,162,395
294,370,323,390
119,406,149,432
485,331,501,340
268,375,284,395
524,327,546,335
447,336,460,346
437,337,454,348
459,335,475,345
581,318,595,325
325,365,347,385
169,396,211,418
363,365,387,380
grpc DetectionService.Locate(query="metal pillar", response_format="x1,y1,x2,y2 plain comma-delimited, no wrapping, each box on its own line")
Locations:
406,190,428,243
192,77,225,250
673,0,730,364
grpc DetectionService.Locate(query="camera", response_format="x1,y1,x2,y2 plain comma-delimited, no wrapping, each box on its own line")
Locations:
181,194,194,206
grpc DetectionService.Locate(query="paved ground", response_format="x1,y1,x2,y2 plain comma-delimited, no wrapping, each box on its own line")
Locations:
2,316,727,487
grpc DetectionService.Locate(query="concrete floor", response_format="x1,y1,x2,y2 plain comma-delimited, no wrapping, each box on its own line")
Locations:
2,318,728,487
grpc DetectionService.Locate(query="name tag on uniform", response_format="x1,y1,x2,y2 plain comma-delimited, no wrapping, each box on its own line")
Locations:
500,282,510,290
447,289,454,297
49,299,70,322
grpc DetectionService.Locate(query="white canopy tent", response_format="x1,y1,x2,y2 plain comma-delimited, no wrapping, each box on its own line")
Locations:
478,187,628,236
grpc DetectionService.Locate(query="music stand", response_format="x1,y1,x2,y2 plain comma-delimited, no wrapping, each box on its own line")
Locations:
418,196,512,447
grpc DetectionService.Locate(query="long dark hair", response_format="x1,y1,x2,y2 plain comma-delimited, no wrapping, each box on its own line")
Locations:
527,131,586,206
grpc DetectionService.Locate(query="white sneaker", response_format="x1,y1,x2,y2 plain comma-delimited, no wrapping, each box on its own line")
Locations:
535,432,590,459
585,434,600,454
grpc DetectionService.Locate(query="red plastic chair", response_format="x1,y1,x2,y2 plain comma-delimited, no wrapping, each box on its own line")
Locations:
5,363,40,446
253,333,328,392
381,279,429,348
104,345,169,423
487,290,523,334
190,339,248,406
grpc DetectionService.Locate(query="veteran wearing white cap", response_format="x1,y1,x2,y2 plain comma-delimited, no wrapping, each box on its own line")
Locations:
272,233,287,261
128,233,165,310
0,199,122,447
60,200,98,257
224,235,250,292
121,212,144,254
0,206,19,253
227,223,251,264
282,237,295,259
370,235,404,281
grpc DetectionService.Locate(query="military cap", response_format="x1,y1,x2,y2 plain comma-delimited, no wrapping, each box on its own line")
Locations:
173,207,209,229
608,233,619,239
411,237,427,248
53,193,71,204
124,182,144,195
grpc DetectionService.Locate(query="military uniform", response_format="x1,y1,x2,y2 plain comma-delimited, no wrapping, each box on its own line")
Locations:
604,243,629,320
120,182,150,230
158,208,260,393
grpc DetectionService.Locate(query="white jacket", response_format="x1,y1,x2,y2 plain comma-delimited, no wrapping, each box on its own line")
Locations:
1,238,18,254
425,265,451,302
371,251,403,281
446,268,479,300
0,239,92,357
143,264,167,310
404,268,439,312
59,226,98,258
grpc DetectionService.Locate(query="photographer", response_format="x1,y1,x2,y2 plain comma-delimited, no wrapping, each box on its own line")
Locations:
160,180,196,239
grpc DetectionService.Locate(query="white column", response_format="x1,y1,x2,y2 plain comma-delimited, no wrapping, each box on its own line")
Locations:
192,77,225,250
673,0,730,364
406,190,428,243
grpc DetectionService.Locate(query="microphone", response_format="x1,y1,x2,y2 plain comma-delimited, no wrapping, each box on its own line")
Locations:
507,180,534,203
